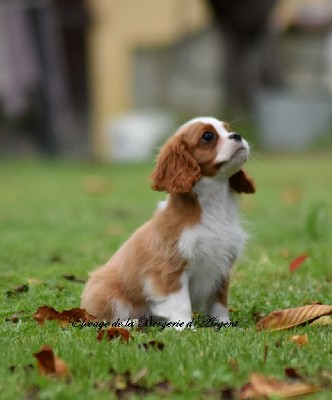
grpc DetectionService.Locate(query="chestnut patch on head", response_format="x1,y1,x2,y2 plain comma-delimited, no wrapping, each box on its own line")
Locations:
187,123,220,177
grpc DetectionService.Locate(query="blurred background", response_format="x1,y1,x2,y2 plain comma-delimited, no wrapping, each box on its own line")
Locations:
0,0,331,160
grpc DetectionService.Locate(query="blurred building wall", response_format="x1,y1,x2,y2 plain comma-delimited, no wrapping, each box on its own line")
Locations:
87,0,210,158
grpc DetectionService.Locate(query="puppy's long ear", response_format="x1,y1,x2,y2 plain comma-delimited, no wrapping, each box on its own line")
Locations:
229,169,255,194
150,138,201,194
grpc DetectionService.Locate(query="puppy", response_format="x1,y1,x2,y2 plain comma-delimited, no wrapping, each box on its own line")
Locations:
81,117,255,328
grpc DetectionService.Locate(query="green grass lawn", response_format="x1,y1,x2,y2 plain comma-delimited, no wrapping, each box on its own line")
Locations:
0,154,331,399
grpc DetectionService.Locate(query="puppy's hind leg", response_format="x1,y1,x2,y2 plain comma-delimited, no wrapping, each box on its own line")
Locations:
81,278,115,322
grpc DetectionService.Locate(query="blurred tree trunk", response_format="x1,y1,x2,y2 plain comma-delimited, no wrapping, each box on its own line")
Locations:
206,0,282,118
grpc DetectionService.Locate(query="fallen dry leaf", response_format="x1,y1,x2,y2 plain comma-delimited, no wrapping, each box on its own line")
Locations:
97,327,132,343
239,373,319,399
33,345,69,378
33,305,95,326
289,254,309,272
256,304,332,331
290,334,309,347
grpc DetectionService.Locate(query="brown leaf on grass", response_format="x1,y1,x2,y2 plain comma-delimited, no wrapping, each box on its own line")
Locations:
289,254,309,272
239,373,319,399
33,345,69,378
97,327,132,343
256,304,332,331
32,305,95,326
62,274,86,284
290,334,309,347
139,340,164,351
6,284,29,297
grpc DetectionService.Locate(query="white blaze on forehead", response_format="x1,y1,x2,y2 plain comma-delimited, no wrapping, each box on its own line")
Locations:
182,117,229,138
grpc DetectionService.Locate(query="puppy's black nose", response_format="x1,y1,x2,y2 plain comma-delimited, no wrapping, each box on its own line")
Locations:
228,133,242,142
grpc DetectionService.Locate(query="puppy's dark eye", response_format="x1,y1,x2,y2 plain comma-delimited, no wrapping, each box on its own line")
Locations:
202,131,215,143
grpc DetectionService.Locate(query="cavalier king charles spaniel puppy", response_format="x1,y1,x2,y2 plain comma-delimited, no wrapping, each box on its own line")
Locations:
81,117,255,328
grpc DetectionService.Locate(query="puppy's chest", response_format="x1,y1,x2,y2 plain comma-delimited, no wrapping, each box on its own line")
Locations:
178,202,246,276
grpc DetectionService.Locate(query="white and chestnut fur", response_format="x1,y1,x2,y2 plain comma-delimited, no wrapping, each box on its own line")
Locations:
81,117,255,327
